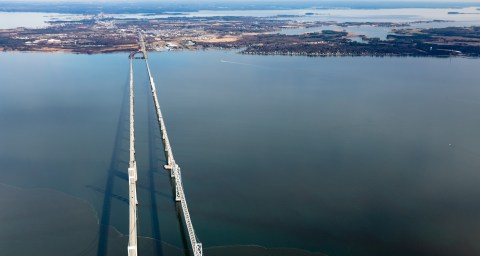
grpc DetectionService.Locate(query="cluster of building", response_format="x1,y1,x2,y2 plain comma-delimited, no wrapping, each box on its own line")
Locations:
4,14,475,57
0,14,301,53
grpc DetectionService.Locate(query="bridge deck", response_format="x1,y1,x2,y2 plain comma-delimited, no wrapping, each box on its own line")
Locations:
128,55,139,256
140,33,203,256
126,33,202,256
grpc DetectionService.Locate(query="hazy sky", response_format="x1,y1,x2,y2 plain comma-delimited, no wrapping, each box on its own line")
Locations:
1,0,480,5
1,0,480,2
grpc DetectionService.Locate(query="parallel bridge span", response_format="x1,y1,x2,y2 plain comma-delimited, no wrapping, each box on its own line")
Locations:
128,53,139,256
127,33,203,256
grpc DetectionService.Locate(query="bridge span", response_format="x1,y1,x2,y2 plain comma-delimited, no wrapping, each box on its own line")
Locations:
127,33,203,256
127,53,139,256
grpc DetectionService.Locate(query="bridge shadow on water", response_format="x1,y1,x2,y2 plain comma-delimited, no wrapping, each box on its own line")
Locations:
93,59,193,256
143,64,191,256
144,73,165,255
95,74,130,256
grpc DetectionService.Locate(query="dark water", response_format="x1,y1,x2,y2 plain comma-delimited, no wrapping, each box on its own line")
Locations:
1,51,480,256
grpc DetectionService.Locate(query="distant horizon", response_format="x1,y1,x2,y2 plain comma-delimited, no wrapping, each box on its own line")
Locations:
1,0,479,14
1,0,480,3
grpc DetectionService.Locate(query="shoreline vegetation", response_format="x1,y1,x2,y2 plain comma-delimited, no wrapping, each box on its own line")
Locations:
1,13,480,57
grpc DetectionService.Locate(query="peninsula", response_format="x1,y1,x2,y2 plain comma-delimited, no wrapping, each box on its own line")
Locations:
1,14,479,57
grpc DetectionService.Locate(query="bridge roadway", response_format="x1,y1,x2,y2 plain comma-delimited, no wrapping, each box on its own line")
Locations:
126,33,203,256
128,54,139,256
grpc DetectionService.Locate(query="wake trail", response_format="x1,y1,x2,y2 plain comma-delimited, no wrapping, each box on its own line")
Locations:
220,59,273,69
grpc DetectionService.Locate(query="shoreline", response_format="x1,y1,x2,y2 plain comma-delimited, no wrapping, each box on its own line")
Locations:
2,47,479,58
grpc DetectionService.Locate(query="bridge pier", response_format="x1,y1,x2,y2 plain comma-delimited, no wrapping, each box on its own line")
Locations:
128,32,203,256
128,55,139,256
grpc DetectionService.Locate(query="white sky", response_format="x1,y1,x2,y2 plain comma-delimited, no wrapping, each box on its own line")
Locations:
1,0,480,2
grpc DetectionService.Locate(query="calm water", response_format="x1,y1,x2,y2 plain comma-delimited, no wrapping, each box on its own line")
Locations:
2,6,479,29
1,51,480,256
280,20,480,40
0,12,51,28
117,6,480,21
0,12,86,29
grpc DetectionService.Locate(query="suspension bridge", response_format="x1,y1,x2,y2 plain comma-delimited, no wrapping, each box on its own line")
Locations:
127,33,203,256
